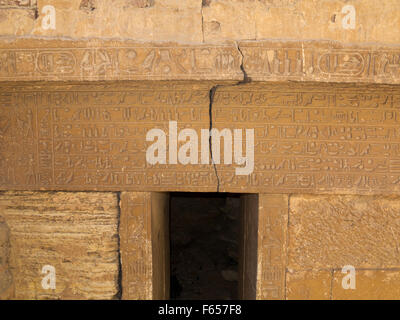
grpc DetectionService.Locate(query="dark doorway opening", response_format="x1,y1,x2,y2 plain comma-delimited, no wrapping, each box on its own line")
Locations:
169,193,241,300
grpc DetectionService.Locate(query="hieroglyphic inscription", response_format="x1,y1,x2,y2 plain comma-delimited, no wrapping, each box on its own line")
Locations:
214,84,400,193
0,40,243,81
1,40,400,83
1,82,400,193
256,194,287,300
240,41,400,83
120,192,152,300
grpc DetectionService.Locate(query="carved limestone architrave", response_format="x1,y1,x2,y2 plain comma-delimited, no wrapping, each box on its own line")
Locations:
1,81,400,194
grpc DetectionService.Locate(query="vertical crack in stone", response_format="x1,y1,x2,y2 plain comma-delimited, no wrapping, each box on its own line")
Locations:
115,192,123,300
236,42,251,84
208,44,250,192
209,85,221,192
200,0,205,43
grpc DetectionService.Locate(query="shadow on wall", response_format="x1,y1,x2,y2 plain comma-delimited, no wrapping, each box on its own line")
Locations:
170,193,240,300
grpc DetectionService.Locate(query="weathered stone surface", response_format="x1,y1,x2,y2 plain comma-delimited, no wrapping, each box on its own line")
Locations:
1,81,400,194
120,192,169,300
0,191,119,299
0,0,399,46
203,0,400,45
0,39,243,81
332,269,400,300
120,192,153,300
1,39,400,83
256,194,288,300
0,0,36,7
29,0,203,42
288,195,400,270
286,270,331,300
239,40,400,84
0,216,13,299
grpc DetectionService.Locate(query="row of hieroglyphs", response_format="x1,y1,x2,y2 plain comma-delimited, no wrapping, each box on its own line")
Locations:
0,45,243,79
0,41,400,81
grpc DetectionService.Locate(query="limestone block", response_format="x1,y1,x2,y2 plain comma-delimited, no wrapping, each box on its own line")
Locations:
0,1,37,6
0,39,243,81
202,0,259,42
238,40,400,84
332,269,400,300
203,0,400,45
286,270,331,300
288,195,400,270
0,0,399,45
0,216,13,299
0,7,36,35
28,0,203,42
120,192,169,300
2,39,400,84
256,194,288,300
0,191,119,300
1,81,400,194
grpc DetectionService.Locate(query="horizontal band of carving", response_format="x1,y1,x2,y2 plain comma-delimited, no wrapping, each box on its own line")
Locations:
1,81,400,194
240,41,400,84
0,39,243,81
0,39,400,83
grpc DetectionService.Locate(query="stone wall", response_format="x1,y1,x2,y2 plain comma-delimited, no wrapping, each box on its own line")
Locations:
1,191,400,299
0,191,119,299
287,195,400,299
0,0,399,44
0,0,400,301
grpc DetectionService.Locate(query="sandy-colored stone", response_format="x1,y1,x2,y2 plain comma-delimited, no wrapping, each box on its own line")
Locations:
0,8,36,35
0,0,398,46
288,195,400,270
203,0,400,45
0,0,400,302
239,40,400,84
0,191,119,299
1,81,400,194
0,39,243,81
286,270,331,300
1,39,400,83
332,269,400,300
120,192,169,300
256,194,288,300
0,216,13,299
28,0,203,42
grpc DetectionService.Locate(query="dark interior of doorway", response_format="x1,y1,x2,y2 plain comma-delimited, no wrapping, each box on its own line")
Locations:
169,193,241,300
